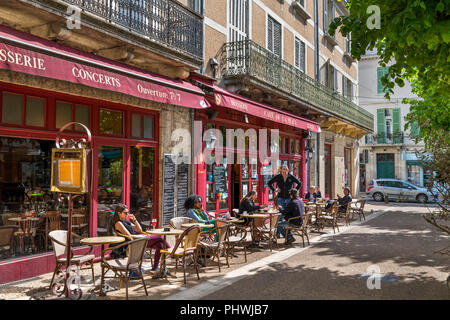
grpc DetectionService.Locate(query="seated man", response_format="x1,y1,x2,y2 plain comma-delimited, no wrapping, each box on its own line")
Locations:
277,189,304,244
315,186,322,199
336,187,352,212
304,186,318,202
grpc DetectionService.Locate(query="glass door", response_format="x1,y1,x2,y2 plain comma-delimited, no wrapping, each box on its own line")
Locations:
130,146,155,230
205,155,230,215
97,145,124,235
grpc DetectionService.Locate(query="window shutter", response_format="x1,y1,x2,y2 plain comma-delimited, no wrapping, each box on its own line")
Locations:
342,75,347,97
294,38,300,68
392,108,402,143
333,67,338,91
377,67,388,94
300,41,305,72
274,20,282,57
349,81,353,101
377,108,386,143
410,121,420,138
323,0,328,32
267,18,273,53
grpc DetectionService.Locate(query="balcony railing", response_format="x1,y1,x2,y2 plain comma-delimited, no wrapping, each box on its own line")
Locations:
62,0,203,59
365,132,404,144
219,40,373,132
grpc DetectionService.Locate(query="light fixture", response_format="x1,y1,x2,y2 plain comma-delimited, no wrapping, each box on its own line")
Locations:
244,114,249,123
207,109,219,120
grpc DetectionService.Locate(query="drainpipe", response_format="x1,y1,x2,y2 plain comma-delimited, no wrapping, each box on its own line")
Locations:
191,109,196,195
314,0,321,190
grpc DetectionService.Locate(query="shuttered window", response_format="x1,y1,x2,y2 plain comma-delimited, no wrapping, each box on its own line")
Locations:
294,37,305,72
228,0,249,42
392,108,402,143
323,0,335,33
268,16,282,57
377,67,389,94
410,121,420,138
377,108,386,143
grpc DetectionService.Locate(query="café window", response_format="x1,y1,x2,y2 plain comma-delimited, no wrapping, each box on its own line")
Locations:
99,108,123,135
56,101,90,131
290,138,295,155
131,114,154,139
0,137,90,262
1,92,45,128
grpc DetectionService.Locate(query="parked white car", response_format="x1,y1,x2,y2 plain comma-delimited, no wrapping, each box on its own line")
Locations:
367,179,435,203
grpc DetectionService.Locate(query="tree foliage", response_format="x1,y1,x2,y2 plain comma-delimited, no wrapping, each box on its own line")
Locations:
329,0,449,144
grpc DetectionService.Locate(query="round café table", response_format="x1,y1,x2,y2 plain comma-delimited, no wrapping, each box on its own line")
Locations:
181,223,215,230
145,228,184,279
80,236,125,296
60,214,85,219
240,213,281,244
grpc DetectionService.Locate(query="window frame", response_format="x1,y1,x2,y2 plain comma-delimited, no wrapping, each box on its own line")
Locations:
129,112,156,140
98,107,125,137
55,100,92,133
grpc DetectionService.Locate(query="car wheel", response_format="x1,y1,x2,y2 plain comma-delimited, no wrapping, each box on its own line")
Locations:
373,192,384,202
416,194,428,203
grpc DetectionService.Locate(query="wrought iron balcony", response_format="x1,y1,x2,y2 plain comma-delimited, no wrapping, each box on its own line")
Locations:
62,0,203,59
219,40,374,132
365,132,404,145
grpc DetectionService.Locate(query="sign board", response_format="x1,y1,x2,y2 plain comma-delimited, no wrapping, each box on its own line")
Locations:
162,154,176,226
176,158,189,217
213,164,228,193
51,148,89,194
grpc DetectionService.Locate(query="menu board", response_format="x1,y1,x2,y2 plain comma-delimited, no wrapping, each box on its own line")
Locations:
162,154,176,226
262,165,273,188
176,159,189,217
213,165,227,193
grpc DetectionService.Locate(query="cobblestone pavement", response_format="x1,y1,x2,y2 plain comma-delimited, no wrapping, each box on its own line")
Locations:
0,201,448,300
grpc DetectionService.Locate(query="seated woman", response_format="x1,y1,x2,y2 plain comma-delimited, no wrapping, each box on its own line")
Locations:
336,187,352,213
238,191,266,243
184,195,215,233
113,204,169,272
315,186,322,199
277,189,304,244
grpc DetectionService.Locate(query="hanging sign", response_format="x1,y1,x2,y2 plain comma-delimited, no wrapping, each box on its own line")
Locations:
51,148,88,194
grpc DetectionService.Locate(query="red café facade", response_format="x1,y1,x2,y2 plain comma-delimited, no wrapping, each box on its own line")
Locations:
0,25,209,283
191,76,321,215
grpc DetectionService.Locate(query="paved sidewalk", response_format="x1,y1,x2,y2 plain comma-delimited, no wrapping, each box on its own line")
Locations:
0,202,448,300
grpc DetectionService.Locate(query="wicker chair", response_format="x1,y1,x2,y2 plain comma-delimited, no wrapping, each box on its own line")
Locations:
169,217,195,230
255,214,281,251
101,237,149,300
338,202,352,226
350,200,366,221
48,230,95,290
285,213,312,247
0,226,18,258
160,225,202,284
224,223,249,262
41,211,61,252
317,202,340,233
198,220,230,272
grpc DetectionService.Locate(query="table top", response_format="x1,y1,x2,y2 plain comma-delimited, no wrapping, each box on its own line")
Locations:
258,210,280,214
181,223,215,229
8,217,40,222
241,213,280,219
80,236,125,246
60,214,85,218
146,228,185,236
224,218,245,224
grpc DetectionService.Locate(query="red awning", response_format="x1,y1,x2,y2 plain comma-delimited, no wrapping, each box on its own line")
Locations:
0,25,210,110
193,77,321,133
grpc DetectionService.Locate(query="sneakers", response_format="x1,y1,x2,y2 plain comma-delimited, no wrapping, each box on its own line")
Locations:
151,266,160,272
286,237,296,245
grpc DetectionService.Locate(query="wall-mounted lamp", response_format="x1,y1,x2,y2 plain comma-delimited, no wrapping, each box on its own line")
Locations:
207,109,219,120
209,58,219,78
244,114,249,123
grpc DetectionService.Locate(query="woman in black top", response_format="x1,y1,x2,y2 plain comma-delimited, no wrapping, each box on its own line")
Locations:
239,191,261,215
113,204,170,271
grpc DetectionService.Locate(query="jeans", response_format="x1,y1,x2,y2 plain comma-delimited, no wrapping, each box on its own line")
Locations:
277,197,290,210
276,220,293,239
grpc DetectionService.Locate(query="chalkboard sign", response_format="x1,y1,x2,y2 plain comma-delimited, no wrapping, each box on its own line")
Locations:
213,165,227,193
176,158,189,217
162,154,176,226
263,174,272,188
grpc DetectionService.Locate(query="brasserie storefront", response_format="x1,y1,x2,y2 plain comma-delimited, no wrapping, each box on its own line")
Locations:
0,26,208,283
192,76,321,215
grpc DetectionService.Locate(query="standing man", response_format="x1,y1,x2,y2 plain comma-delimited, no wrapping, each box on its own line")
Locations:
268,165,302,210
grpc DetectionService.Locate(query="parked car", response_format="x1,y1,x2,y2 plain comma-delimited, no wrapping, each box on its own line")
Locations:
367,179,435,203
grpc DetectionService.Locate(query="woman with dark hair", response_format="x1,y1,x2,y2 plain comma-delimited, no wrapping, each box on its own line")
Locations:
238,191,261,216
113,204,169,272
184,195,215,233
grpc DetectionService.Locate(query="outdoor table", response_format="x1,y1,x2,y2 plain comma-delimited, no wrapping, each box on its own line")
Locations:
146,228,184,279
181,223,215,230
60,214,85,219
80,236,125,296
241,213,281,244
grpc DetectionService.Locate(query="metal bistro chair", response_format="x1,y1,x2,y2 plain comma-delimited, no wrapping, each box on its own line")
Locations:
350,200,366,222
160,225,202,284
101,237,149,300
285,213,312,247
198,220,230,272
317,202,340,234
256,214,281,252
224,222,249,262
48,230,95,290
